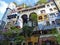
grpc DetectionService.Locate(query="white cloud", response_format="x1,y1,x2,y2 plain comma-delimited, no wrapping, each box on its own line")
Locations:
0,0,8,14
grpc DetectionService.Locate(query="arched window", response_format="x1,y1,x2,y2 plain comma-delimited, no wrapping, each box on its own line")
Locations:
29,12,37,27
21,14,28,25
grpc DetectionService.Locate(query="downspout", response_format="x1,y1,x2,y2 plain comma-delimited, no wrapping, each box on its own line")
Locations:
53,0,60,12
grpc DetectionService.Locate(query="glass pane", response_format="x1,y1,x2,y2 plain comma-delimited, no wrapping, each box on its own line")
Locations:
34,42,38,45
28,42,33,45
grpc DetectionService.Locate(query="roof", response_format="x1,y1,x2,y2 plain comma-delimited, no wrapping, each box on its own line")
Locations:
16,1,54,12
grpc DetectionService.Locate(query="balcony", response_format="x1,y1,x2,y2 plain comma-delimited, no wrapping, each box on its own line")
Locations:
55,13,60,19
55,19,60,27
40,34,57,38
56,16,60,20
7,14,17,19
38,24,57,30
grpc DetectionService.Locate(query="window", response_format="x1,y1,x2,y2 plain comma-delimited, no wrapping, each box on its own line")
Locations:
47,4,50,7
17,7,22,10
23,43,25,45
39,16,42,20
17,16,19,19
41,10,46,13
59,2,60,4
28,42,33,45
56,12,59,16
46,21,50,26
10,43,12,45
56,19,60,25
50,13,55,17
41,30,52,35
7,14,17,19
53,7,57,10
13,21,15,24
21,15,28,24
44,15,48,19
34,42,38,45
51,3,55,6
38,5,45,9
59,28,60,30
52,21,55,24
49,8,53,11
42,30,48,34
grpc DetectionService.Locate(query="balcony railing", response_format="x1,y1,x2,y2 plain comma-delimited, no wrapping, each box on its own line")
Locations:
56,16,60,19
38,24,57,30
40,34,57,38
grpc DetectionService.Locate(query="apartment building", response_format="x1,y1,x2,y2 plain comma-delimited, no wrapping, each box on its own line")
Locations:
15,1,60,45
16,1,59,29
2,1,60,45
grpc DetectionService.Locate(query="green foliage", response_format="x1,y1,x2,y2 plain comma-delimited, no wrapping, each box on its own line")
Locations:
10,26,20,33
3,26,25,44
13,2,17,6
37,0,47,4
30,13,37,21
19,3,29,8
3,26,20,35
0,30,2,34
56,34,60,44
51,28,58,34
14,36,25,43
23,26,34,37
3,26,21,40
30,13,38,27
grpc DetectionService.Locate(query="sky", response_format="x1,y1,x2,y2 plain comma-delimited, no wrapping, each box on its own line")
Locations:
0,0,39,20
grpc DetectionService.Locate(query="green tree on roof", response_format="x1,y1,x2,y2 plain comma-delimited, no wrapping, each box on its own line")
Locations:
13,2,17,6
22,26,34,45
37,0,48,4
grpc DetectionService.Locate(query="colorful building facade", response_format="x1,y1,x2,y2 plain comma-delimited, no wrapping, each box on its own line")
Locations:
2,0,60,45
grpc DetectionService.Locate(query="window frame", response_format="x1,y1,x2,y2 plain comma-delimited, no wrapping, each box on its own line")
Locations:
38,16,43,20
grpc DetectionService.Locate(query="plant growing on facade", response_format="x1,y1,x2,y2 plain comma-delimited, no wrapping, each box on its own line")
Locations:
22,26,34,45
14,36,25,45
2,26,25,45
30,12,37,27
51,28,58,34
56,34,60,45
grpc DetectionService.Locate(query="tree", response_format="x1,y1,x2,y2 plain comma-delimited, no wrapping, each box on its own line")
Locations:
22,26,34,45
13,2,17,6
14,36,25,45
19,3,29,8
3,26,25,45
37,0,48,4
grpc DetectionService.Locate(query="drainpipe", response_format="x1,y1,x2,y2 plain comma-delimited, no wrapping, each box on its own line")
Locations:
53,0,60,12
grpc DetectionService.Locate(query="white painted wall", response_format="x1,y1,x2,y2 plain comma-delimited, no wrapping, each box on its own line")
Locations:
18,2,58,26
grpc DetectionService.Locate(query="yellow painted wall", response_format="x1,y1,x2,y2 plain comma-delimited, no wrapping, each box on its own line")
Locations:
37,14,48,22
27,36,38,45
